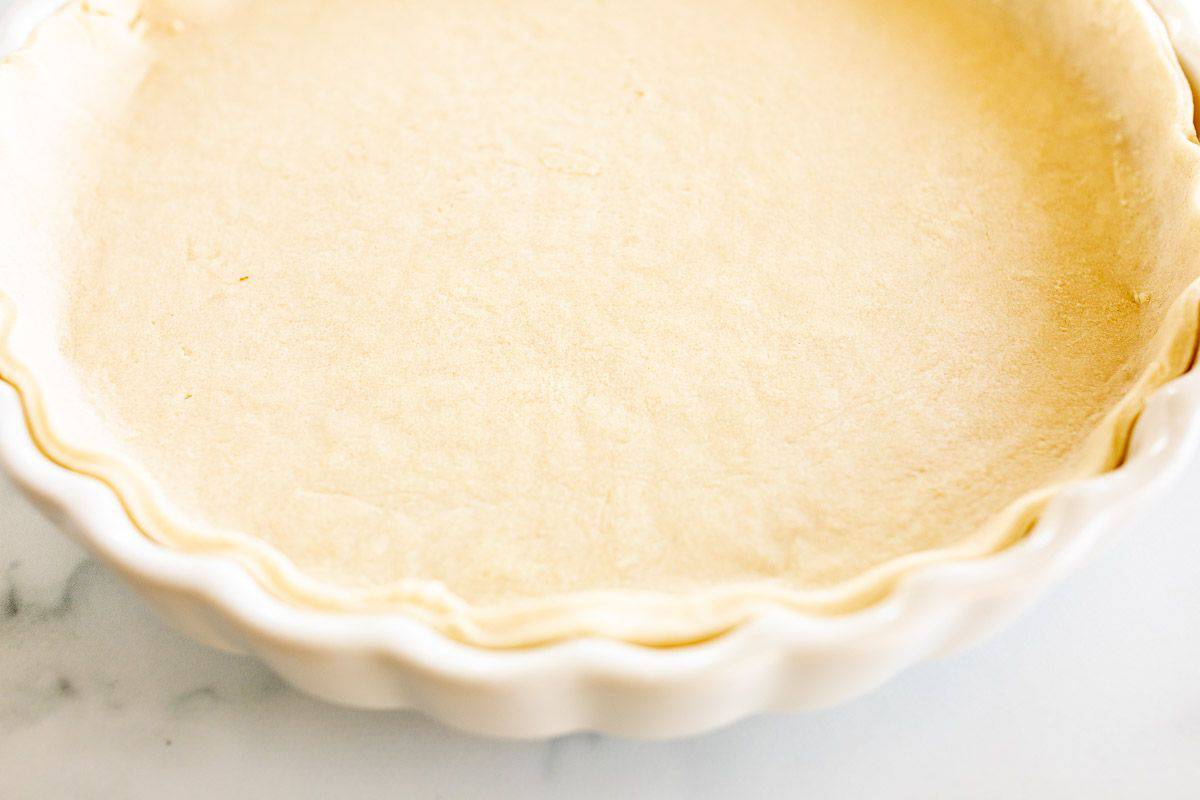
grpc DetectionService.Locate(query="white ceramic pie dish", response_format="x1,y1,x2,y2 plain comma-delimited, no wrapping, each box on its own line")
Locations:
2,0,1200,739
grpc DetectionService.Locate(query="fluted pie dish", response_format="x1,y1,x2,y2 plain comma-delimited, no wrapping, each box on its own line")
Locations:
1,0,1199,737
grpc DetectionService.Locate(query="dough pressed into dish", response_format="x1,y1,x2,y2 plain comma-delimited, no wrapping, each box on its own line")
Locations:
1,0,1199,645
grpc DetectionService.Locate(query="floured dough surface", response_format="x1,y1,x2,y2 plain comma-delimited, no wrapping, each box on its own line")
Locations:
3,0,1195,619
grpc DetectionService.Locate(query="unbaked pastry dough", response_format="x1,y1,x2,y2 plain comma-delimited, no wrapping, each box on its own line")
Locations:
1,0,1199,645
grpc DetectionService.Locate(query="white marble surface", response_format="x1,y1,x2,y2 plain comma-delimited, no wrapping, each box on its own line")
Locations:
2,457,1198,798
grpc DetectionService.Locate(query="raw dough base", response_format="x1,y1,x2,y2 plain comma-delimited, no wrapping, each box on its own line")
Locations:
2,0,1199,644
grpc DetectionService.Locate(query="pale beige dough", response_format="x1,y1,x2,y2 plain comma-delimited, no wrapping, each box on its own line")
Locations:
2,0,1199,643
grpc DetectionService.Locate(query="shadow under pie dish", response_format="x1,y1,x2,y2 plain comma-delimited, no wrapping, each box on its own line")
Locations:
1,0,1200,733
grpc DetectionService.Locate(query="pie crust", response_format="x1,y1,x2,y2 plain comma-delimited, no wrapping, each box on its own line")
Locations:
1,0,1198,646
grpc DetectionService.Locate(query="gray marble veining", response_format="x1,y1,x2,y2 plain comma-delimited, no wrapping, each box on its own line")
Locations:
3,458,1200,798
